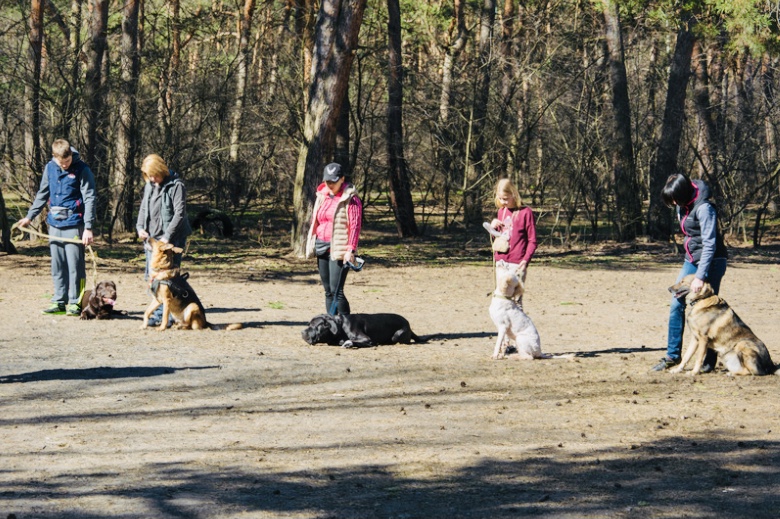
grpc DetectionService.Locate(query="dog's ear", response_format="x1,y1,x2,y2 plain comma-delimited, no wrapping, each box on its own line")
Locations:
326,315,340,334
512,278,525,299
161,242,174,251
171,246,183,254
699,281,715,298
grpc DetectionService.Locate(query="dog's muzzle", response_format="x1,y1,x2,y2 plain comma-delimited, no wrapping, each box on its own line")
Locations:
301,328,318,345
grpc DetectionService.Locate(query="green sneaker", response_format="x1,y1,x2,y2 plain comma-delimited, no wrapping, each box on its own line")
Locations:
42,303,66,315
66,303,81,316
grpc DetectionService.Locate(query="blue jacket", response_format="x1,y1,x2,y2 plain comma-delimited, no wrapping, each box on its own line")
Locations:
26,149,96,229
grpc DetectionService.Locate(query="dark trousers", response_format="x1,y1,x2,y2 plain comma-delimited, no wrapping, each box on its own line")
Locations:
317,254,350,315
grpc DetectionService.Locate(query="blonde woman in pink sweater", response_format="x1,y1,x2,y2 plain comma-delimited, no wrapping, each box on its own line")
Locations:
305,163,363,315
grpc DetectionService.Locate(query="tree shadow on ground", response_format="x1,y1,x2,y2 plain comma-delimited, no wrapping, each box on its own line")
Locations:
3,436,780,518
0,365,219,384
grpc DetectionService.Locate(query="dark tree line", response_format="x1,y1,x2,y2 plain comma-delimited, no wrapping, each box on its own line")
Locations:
2,0,780,255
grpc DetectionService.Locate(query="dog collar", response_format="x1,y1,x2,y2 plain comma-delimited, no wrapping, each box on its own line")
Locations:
493,294,515,301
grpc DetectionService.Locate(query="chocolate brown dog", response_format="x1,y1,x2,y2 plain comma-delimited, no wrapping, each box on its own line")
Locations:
668,274,776,376
80,281,118,320
141,238,241,331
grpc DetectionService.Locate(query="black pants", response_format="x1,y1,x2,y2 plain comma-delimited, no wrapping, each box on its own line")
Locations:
317,254,350,315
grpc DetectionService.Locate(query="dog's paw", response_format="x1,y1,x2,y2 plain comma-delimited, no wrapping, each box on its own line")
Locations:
341,340,356,349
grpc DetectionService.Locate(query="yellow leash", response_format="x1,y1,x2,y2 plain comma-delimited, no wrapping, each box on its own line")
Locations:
11,222,100,295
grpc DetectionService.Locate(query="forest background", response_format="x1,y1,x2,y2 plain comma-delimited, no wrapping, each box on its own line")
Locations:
1,0,780,254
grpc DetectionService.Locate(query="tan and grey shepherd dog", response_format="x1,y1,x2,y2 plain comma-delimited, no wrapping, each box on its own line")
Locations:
141,238,242,331
489,266,545,360
668,274,776,376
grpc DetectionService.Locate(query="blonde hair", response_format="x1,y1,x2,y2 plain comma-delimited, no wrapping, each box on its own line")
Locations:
141,154,170,183
494,178,523,209
52,139,72,159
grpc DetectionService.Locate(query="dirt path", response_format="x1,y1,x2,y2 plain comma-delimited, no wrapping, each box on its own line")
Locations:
2,251,780,518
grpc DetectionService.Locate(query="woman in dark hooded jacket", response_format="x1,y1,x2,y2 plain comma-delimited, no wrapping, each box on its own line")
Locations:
652,173,727,372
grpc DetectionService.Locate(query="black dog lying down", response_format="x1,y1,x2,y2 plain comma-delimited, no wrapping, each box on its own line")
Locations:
302,313,426,348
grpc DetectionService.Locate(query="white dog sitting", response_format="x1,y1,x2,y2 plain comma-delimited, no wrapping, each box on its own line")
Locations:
489,266,545,360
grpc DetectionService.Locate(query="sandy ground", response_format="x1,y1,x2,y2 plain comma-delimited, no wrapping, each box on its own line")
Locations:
2,247,780,518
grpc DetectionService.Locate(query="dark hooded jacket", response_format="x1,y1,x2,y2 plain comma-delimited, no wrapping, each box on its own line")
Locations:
678,179,727,278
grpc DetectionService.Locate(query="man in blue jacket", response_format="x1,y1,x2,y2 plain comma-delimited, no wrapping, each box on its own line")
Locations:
18,139,96,316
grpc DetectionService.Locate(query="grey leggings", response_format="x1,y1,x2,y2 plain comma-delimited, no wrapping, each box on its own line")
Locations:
317,254,350,315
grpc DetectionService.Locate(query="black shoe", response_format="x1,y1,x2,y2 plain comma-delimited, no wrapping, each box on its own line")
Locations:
651,356,680,372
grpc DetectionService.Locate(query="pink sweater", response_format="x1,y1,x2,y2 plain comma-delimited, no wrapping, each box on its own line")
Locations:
493,206,537,264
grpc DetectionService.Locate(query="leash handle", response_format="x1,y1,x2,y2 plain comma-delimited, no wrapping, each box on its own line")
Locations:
11,222,100,290
344,256,365,272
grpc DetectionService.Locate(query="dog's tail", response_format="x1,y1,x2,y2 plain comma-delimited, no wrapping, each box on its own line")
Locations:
208,322,244,331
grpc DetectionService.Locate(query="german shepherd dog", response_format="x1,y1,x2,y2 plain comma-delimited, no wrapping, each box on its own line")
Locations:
141,238,241,331
668,274,776,376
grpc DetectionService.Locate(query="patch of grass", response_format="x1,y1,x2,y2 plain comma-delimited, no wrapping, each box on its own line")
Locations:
267,301,284,310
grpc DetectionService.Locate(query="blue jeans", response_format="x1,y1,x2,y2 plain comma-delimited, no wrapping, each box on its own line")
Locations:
666,258,727,360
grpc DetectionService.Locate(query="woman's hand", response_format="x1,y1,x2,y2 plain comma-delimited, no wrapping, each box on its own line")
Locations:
17,217,31,228
517,260,527,271
344,250,355,265
82,229,94,246
138,229,149,240
690,277,704,293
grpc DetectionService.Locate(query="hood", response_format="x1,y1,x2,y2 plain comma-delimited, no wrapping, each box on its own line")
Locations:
690,179,711,205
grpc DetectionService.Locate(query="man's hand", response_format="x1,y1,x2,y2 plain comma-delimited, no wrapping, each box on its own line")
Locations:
82,229,94,246
138,229,150,240
17,217,31,228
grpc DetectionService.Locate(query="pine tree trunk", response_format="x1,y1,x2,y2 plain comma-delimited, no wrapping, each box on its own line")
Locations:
648,25,695,240
109,0,140,237
228,0,256,207
24,0,44,198
464,0,496,226
602,0,642,240
386,0,418,237
0,185,17,254
292,0,366,255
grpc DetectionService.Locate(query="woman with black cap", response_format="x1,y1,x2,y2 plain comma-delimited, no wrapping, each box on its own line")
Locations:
305,162,363,315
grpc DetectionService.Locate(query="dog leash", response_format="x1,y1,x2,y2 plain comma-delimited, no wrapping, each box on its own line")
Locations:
11,222,100,291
